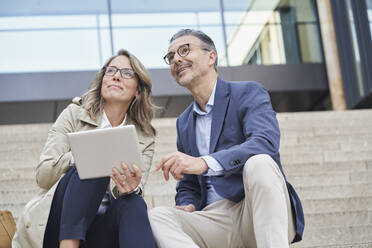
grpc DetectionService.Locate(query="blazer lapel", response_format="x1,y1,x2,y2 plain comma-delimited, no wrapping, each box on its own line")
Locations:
187,111,200,157
210,78,230,153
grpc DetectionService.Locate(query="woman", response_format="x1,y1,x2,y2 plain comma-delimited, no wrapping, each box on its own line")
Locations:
12,50,157,248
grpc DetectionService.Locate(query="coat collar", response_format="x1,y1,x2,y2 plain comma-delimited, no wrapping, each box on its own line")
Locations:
77,108,101,127
78,109,133,128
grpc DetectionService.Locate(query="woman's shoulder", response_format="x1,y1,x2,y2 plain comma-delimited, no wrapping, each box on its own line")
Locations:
63,97,83,113
134,124,155,145
55,97,91,127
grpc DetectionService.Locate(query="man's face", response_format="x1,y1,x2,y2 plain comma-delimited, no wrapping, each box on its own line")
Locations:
167,35,214,87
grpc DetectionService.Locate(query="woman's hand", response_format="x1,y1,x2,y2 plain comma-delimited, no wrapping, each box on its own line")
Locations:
111,162,142,195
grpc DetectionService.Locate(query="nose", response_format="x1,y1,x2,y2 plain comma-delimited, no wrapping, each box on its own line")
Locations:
172,53,183,65
112,70,121,81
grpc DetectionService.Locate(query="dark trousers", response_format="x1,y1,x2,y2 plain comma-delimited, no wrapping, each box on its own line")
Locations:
43,167,156,248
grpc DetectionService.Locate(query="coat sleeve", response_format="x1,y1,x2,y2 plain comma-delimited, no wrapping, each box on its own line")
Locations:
210,83,280,176
36,105,75,190
174,118,202,209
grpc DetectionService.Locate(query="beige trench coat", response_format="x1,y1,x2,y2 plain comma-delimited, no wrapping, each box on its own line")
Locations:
12,97,155,248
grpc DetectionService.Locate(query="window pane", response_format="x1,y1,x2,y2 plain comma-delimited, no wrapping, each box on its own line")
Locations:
0,15,97,30
297,24,323,63
0,30,101,72
113,27,186,68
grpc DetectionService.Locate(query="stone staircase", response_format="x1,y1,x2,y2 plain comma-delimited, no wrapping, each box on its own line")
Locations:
1,109,372,247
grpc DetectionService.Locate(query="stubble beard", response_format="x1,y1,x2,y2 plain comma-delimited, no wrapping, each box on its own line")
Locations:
175,70,196,88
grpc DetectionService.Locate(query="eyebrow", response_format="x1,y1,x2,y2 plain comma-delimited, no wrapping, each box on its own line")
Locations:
108,66,134,70
167,43,188,52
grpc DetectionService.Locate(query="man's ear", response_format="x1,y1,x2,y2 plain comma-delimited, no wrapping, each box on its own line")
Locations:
208,50,217,67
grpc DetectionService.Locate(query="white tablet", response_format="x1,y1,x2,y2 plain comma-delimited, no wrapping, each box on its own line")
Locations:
67,125,144,180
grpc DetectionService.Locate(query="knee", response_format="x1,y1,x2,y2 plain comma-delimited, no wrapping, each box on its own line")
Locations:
114,194,147,215
243,154,281,189
148,206,174,223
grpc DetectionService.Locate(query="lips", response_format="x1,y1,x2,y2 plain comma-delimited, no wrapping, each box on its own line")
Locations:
108,84,123,90
176,63,191,76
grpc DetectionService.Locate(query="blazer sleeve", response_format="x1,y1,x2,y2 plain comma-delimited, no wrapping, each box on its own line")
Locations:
174,118,202,209
210,83,280,176
36,106,75,190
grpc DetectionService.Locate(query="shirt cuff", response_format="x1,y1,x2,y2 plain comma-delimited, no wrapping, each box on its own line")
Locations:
201,156,224,176
69,156,75,166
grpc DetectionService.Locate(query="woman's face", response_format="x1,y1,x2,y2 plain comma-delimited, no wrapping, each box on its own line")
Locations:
101,55,139,105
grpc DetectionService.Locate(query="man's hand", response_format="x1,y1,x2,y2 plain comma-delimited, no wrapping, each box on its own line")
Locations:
175,204,195,212
111,162,141,194
155,151,208,181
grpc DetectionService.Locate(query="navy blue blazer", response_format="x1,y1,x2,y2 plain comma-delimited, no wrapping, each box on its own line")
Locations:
175,77,304,242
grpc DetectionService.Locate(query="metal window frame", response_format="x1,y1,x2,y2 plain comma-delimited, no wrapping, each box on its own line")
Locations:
331,0,372,108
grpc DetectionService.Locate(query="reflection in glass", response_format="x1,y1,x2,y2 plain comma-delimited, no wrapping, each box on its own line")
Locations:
346,0,364,97
230,0,323,65
367,0,372,39
0,0,325,72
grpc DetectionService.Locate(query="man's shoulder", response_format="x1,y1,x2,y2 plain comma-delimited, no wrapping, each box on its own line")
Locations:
225,80,266,94
219,79,270,108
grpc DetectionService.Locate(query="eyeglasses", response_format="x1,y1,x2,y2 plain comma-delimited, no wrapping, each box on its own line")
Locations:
163,43,210,65
104,66,136,79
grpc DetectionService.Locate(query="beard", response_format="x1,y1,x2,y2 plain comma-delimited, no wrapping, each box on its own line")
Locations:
175,70,196,87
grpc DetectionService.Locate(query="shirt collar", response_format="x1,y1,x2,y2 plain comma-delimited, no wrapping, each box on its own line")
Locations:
101,111,127,128
193,80,217,116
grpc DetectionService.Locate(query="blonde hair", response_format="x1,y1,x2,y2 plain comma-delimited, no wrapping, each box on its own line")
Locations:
81,49,156,136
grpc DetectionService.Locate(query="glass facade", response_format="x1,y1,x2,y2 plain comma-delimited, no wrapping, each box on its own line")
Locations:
368,0,372,39
0,0,253,73
243,0,323,65
330,0,372,108
0,13,111,72
346,0,364,98
0,0,324,73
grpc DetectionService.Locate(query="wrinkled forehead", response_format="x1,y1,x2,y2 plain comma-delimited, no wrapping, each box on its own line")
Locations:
168,35,201,52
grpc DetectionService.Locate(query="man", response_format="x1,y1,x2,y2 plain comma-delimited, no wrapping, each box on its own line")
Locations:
149,29,304,248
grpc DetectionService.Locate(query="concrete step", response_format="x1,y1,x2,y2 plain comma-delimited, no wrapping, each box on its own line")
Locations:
302,196,372,214
1,111,371,136
0,178,37,190
294,243,372,248
280,126,372,139
277,109,372,121
0,189,39,204
297,183,372,200
286,171,372,187
305,210,372,227
291,225,372,247
296,134,372,146
0,167,35,180
283,161,369,175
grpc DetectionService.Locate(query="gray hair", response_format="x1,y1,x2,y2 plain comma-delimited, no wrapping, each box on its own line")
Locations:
170,29,218,71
